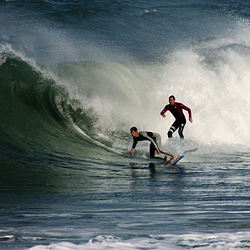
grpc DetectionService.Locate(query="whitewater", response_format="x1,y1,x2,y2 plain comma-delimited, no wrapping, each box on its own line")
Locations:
0,1,250,249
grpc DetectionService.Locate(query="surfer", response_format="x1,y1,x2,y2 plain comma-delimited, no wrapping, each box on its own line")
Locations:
160,95,193,139
130,127,178,163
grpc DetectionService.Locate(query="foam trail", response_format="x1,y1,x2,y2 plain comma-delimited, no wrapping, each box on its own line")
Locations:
29,232,250,250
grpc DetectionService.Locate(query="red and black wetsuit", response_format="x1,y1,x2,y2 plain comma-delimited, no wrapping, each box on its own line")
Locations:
160,102,192,139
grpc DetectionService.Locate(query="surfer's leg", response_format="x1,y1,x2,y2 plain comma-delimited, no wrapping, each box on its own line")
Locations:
168,120,180,138
159,145,178,162
160,147,174,157
149,143,155,158
168,124,176,138
178,123,186,139
153,133,161,148
152,133,179,162
161,149,178,162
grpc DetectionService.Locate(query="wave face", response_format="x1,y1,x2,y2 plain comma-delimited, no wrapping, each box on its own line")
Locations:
0,1,250,162
0,48,110,165
1,26,250,165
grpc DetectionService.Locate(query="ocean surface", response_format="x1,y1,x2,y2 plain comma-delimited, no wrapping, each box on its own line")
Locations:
1,0,250,249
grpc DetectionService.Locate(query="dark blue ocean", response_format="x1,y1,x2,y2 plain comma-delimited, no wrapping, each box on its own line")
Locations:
1,1,250,249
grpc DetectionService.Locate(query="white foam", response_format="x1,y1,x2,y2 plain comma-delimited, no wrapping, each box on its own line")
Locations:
29,232,250,250
3,21,250,153
58,23,250,152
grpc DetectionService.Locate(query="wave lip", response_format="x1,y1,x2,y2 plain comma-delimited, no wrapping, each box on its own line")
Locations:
0,49,107,160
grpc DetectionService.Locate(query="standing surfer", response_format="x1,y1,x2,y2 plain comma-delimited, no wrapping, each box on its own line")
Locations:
160,95,193,139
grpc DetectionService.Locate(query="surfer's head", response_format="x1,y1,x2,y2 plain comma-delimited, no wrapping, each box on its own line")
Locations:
130,127,139,137
169,95,175,105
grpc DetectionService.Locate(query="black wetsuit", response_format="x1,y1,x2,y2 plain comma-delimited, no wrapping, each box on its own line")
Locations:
132,131,173,158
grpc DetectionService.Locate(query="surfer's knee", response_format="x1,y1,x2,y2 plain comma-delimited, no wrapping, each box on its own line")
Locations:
168,126,175,138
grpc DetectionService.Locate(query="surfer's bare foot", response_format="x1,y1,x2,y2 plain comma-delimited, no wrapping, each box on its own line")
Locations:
164,157,171,164
171,155,178,163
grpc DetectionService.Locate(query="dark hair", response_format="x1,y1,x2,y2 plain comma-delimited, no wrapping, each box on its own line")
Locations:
130,126,137,132
169,95,175,100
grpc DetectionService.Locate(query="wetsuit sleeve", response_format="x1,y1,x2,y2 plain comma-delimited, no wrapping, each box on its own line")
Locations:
181,103,192,118
132,138,138,149
139,132,159,150
160,106,168,116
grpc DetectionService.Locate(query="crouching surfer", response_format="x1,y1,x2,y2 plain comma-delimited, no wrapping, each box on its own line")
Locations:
129,127,178,163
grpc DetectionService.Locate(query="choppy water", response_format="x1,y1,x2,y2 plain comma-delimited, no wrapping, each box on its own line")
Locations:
0,0,250,249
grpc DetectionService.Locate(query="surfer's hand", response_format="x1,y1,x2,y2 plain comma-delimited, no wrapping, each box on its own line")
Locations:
157,149,161,155
161,114,166,118
130,148,134,155
189,117,193,123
